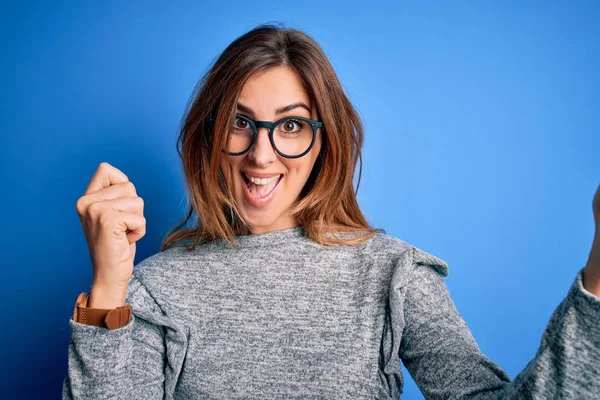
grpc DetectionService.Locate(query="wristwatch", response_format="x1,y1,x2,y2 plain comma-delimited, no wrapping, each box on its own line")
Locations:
72,292,132,330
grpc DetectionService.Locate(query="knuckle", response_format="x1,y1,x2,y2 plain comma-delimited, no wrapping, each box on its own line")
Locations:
126,181,136,193
75,198,85,215
87,202,100,219
97,210,111,227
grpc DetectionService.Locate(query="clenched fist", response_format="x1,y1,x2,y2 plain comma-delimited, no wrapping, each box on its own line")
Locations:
75,162,146,308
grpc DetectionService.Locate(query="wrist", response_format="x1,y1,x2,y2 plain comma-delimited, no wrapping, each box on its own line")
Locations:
72,291,132,330
89,284,128,309
582,268,600,297
582,234,600,296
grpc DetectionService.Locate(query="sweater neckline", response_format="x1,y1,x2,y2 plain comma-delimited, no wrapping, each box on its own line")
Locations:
221,226,308,248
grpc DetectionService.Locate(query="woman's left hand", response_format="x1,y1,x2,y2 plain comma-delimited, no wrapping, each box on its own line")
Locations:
582,183,600,297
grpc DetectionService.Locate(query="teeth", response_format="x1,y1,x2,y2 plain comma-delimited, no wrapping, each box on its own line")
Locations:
244,173,280,185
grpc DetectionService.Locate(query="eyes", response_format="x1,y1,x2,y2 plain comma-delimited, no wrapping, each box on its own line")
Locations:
233,115,305,135
233,117,250,129
279,119,304,134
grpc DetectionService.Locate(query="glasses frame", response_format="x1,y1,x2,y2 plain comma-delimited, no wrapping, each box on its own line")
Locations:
210,114,324,159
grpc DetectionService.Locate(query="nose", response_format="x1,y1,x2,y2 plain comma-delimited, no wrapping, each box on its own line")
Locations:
247,126,276,167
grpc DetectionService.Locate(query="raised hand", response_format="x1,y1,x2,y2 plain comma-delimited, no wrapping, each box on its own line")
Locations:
75,162,146,308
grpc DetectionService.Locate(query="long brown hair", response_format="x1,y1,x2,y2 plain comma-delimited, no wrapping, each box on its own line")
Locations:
161,23,382,251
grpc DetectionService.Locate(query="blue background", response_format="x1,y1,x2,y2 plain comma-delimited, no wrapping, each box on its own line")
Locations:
1,1,599,398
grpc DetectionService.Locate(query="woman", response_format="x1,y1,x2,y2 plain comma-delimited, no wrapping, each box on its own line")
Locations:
63,24,600,399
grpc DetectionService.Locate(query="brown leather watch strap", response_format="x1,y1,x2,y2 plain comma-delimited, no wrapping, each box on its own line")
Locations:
72,292,132,330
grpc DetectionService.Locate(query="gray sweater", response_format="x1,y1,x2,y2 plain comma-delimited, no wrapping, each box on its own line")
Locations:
62,226,600,399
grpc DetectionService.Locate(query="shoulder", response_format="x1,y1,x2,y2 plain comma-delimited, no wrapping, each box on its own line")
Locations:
129,245,196,295
365,231,449,278
133,245,188,273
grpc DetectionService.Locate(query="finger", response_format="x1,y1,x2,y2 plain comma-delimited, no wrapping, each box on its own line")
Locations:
80,182,138,210
84,162,130,196
121,213,146,244
91,196,144,217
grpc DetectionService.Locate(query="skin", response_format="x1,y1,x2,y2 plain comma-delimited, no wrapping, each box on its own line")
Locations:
582,184,600,296
223,66,322,234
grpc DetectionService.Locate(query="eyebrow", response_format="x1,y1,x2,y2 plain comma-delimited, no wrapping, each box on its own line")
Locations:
236,102,312,117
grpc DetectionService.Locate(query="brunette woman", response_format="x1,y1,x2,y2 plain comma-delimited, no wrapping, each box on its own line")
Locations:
63,24,600,399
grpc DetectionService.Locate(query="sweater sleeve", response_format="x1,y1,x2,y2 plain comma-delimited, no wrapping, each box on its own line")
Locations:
399,246,600,399
61,272,188,400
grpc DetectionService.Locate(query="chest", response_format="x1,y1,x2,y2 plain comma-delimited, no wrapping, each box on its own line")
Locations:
169,253,393,398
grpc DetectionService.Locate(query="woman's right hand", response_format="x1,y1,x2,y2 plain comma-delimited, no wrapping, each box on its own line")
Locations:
75,162,146,308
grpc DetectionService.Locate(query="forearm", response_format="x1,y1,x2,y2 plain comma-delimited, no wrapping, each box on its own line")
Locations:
582,233,600,297
62,274,168,399
62,320,136,399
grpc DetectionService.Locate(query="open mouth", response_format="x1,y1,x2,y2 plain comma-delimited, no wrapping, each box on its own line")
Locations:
241,172,283,201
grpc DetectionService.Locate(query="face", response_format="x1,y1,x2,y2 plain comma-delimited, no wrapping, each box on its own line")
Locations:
222,66,322,234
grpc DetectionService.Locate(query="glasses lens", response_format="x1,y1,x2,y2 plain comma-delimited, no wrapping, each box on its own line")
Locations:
227,116,254,154
273,118,313,157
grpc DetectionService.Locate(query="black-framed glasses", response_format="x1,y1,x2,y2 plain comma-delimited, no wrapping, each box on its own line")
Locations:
210,114,324,159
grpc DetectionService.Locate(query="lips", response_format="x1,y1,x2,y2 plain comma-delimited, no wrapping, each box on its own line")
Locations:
241,172,283,207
